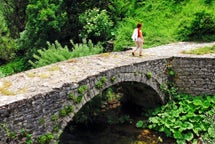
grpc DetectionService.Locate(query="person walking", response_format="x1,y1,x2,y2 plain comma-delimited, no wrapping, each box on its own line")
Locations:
131,23,144,56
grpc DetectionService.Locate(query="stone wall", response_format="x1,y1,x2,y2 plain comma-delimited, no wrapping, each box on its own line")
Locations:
172,57,215,96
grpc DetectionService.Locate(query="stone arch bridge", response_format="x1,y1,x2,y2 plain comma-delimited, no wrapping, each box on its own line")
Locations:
0,42,215,143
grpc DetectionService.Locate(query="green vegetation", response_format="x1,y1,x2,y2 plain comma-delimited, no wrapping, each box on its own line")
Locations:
0,9,17,63
110,76,116,83
59,105,74,117
0,0,214,76
183,45,215,55
113,0,215,50
146,72,153,79
79,8,113,42
146,94,215,144
37,133,54,144
29,39,103,68
72,87,125,126
0,0,215,143
95,76,107,89
136,84,215,143
78,85,88,94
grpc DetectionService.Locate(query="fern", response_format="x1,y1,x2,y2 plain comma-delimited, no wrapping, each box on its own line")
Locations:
29,39,103,68
29,41,73,68
70,39,103,58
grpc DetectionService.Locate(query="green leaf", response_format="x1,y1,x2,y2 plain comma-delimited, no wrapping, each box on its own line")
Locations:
202,100,210,109
184,122,194,130
208,127,215,138
136,120,144,128
179,122,194,132
174,121,183,129
173,131,183,139
193,127,201,135
184,132,194,141
149,117,159,123
176,139,186,144
193,99,202,106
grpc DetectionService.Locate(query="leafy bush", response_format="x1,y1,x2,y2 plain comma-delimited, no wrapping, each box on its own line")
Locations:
0,58,26,76
79,8,113,43
177,9,215,41
147,94,215,144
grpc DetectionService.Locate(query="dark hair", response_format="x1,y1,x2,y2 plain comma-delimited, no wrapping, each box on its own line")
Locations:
137,23,142,28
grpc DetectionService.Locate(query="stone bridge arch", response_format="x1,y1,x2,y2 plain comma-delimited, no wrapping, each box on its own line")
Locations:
57,64,167,141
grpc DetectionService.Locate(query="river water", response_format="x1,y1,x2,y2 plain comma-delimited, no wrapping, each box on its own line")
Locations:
60,100,176,144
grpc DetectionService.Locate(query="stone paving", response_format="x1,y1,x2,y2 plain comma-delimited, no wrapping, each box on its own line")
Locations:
0,41,215,107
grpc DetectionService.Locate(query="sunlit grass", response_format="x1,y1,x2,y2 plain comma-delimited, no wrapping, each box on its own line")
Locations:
182,45,215,55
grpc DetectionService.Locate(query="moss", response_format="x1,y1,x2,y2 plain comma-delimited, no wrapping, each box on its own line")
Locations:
48,65,60,71
146,72,153,79
111,76,116,83
78,85,88,94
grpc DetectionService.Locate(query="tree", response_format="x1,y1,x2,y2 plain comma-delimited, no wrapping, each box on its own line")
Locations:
17,0,67,56
0,6,16,63
79,8,113,43
0,0,28,38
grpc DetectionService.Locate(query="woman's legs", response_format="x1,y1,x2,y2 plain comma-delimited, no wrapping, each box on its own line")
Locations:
139,41,143,56
132,41,140,56
132,39,143,56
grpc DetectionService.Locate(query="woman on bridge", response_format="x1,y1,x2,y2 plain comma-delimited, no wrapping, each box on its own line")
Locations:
131,23,144,56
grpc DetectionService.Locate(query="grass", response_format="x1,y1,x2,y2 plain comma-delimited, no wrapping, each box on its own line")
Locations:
182,45,215,55
113,0,215,51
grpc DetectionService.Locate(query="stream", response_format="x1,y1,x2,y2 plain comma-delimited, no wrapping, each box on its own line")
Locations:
59,99,176,144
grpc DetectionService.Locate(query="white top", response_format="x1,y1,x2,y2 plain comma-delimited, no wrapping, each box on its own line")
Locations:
131,28,140,41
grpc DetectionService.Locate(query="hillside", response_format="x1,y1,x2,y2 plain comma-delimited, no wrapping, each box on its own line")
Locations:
114,0,215,50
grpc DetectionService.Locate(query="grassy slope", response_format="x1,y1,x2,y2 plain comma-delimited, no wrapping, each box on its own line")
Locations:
114,0,215,50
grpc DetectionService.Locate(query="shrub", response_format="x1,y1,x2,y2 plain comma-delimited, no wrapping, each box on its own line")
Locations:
79,8,113,43
177,9,215,41
0,58,26,76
